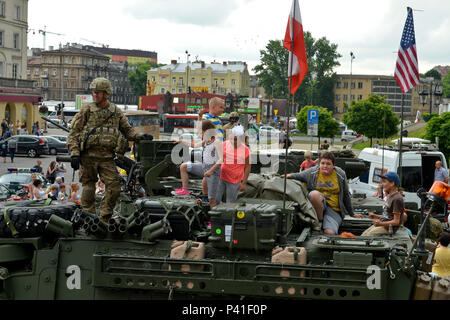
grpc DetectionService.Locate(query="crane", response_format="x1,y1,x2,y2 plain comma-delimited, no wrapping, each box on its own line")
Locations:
80,38,109,48
38,26,65,50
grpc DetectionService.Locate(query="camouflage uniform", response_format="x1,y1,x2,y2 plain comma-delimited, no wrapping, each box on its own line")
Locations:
68,100,140,219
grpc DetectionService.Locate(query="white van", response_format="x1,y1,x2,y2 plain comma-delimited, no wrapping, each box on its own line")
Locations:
348,147,448,208
341,130,357,142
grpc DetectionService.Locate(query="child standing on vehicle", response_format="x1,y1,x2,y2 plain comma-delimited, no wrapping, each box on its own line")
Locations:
300,150,316,172
215,125,251,204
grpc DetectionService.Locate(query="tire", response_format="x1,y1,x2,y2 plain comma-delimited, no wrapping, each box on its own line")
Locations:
27,148,37,158
50,148,57,155
0,201,80,238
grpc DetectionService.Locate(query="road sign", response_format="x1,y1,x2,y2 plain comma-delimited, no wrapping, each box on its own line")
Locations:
307,123,318,136
274,116,278,123
274,109,278,115
307,109,319,124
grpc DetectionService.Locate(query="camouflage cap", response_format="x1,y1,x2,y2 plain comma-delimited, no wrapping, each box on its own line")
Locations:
230,112,240,118
90,77,112,94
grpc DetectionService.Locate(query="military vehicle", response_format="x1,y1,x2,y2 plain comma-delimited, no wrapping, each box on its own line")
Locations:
0,117,448,300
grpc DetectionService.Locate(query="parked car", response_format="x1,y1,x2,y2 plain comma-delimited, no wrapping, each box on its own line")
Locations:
0,135,49,158
42,136,69,155
259,125,280,141
46,119,69,129
341,130,358,142
49,135,68,143
0,168,48,193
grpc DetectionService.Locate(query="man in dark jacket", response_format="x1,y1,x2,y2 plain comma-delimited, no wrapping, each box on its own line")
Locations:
286,152,362,235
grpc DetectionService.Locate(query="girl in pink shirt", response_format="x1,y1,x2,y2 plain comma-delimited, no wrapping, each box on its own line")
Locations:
213,125,251,204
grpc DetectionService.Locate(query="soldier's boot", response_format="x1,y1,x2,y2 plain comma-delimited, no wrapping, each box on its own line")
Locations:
100,181,121,223
81,182,96,214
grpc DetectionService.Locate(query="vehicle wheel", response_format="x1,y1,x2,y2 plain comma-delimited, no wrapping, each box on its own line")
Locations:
341,139,346,142
50,148,57,155
27,148,37,158
0,201,79,238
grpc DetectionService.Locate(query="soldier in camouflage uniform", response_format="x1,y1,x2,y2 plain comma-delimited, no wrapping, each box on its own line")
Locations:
68,78,152,222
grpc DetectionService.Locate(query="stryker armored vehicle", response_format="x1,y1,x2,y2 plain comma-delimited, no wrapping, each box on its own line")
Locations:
0,120,448,300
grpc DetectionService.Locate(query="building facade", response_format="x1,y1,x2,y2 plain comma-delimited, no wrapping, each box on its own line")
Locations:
148,60,250,97
333,74,418,119
84,45,157,65
27,45,137,105
249,75,265,99
0,0,42,134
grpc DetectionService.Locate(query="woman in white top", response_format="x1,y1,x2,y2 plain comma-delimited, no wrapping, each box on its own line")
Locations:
32,179,46,200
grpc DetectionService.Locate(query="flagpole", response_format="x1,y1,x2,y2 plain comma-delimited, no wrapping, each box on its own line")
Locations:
281,0,296,246
398,93,405,188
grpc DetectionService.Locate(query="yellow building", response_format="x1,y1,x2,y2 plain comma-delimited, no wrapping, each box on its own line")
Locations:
334,74,417,120
0,0,42,134
148,60,250,96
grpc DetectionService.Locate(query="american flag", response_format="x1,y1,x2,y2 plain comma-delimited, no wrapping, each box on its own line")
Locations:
394,7,419,94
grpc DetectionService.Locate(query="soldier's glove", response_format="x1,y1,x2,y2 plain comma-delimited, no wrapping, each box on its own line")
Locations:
139,133,153,141
71,156,80,171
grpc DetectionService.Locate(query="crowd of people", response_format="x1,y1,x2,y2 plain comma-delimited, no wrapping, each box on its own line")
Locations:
1,119,42,138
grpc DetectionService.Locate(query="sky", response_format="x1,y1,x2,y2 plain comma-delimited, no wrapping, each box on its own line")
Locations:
27,0,450,76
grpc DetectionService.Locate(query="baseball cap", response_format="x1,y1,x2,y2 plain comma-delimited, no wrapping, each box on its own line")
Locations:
377,171,400,185
231,125,244,137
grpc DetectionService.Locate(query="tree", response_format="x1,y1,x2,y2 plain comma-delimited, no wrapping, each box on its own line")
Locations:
254,32,341,113
342,95,400,146
128,62,163,97
443,72,450,98
424,112,450,161
296,106,340,140
424,68,442,81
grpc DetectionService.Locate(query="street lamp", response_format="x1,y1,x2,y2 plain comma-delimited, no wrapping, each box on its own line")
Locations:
310,71,317,105
418,80,443,115
349,52,355,106
185,50,190,114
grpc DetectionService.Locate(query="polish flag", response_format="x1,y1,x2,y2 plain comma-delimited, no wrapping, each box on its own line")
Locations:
284,0,308,95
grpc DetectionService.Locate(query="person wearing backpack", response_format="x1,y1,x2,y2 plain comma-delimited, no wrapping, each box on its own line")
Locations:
67,77,153,223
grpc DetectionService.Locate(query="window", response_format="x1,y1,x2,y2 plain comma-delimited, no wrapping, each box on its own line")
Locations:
52,81,56,88
0,31,4,47
358,95,363,101
343,94,348,101
160,88,165,94
358,82,363,89
350,95,355,101
63,82,67,88
351,82,355,89
43,80,48,88
171,88,175,94
64,69,68,77
221,79,225,85
151,76,155,82
213,79,218,87
13,33,19,49
14,5,21,20
191,77,195,84
26,69,30,76
0,2,5,17
336,82,341,88
34,68,39,76
344,82,348,89
52,68,57,76
64,57,68,64
12,64,18,78
161,77,166,83
202,78,206,85
0,61,4,77
336,94,341,101
53,57,57,64
179,77,183,86
232,79,236,85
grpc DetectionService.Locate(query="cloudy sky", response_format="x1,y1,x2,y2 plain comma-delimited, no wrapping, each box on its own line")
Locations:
28,0,449,76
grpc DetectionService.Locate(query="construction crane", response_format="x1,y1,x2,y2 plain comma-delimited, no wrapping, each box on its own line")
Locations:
80,38,109,48
38,26,65,50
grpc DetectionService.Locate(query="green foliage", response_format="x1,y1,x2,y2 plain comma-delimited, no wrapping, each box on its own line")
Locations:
424,69,442,81
421,112,439,122
128,62,163,97
296,106,340,138
424,112,450,160
254,32,341,113
443,72,450,98
342,95,400,140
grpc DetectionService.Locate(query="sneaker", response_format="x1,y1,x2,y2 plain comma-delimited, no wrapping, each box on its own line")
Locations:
174,188,190,195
